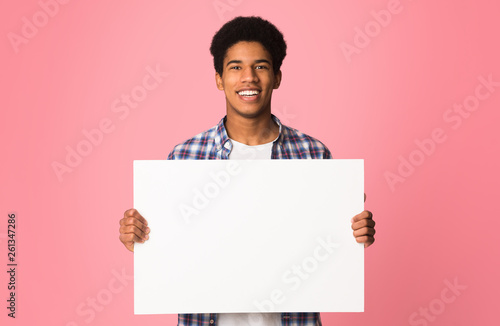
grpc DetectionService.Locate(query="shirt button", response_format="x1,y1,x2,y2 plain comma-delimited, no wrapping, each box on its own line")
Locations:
209,320,214,324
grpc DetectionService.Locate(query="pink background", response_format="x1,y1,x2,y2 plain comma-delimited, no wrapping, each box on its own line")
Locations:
1,0,499,325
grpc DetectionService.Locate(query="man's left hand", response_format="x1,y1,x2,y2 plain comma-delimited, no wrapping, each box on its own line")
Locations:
351,193,375,248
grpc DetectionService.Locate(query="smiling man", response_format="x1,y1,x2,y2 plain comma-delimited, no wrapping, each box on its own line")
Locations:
217,40,281,146
119,16,376,326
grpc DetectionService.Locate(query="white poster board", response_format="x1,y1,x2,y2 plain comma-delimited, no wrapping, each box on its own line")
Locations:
134,159,364,314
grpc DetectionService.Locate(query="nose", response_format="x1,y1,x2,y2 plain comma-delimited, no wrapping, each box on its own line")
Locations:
240,66,259,83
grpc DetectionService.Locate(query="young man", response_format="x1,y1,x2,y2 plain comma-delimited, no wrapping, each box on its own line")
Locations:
119,16,376,326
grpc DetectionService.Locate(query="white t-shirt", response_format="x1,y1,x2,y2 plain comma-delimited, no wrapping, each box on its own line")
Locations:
218,312,281,326
227,137,276,160
219,137,281,326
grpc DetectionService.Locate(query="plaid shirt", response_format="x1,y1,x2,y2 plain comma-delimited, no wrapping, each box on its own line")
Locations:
168,114,331,326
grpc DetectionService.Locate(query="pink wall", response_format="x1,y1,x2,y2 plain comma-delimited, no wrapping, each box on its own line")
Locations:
1,0,499,325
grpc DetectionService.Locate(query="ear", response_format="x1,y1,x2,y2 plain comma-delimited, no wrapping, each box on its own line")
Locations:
215,72,224,90
273,70,282,89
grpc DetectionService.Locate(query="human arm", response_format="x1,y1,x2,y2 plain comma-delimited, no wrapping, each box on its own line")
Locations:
351,193,376,248
119,208,150,252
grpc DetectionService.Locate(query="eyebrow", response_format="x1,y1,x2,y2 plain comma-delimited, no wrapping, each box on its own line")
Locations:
226,59,272,66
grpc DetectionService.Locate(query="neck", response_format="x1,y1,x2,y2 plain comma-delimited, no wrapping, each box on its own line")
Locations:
225,110,279,146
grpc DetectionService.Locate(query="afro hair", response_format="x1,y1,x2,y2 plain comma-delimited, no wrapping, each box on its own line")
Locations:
209,16,287,76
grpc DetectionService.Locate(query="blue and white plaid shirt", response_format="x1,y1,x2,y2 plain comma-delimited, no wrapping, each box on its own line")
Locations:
168,114,331,326
168,114,331,161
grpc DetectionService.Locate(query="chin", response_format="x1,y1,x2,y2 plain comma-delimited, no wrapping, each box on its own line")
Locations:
233,108,267,119
229,102,270,118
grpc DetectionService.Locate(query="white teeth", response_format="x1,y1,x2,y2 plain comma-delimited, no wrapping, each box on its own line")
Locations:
238,90,260,96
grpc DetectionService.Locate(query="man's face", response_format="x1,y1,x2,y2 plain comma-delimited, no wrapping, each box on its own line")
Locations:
216,41,282,119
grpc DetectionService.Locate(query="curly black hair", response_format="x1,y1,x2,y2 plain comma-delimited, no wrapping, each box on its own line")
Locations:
210,16,287,76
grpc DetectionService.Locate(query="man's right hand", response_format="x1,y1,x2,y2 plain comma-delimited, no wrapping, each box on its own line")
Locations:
119,209,150,252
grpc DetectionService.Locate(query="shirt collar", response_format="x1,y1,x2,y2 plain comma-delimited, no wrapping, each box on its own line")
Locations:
214,114,284,152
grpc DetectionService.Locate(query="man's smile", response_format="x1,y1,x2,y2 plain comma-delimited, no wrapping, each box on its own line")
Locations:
236,88,261,101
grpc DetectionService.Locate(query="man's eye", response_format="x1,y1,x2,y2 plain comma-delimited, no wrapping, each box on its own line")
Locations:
256,66,268,70
230,66,240,70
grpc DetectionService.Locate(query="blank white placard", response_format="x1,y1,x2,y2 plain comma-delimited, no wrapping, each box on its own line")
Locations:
134,159,364,314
